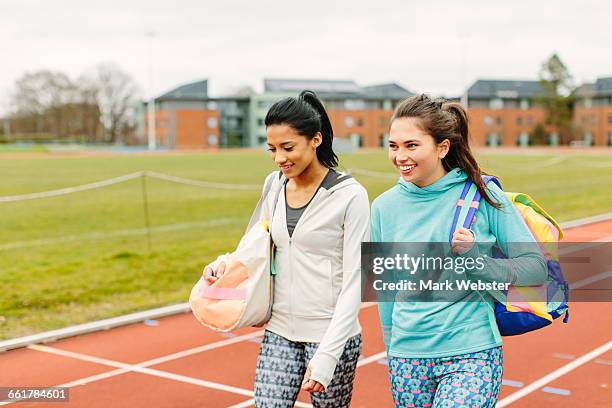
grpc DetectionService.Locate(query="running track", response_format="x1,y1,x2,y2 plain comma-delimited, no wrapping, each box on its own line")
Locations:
1,220,611,407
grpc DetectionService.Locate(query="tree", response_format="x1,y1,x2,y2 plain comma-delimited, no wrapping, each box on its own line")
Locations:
10,70,103,141
535,54,575,144
12,70,74,136
530,123,547,145
82,63,141,143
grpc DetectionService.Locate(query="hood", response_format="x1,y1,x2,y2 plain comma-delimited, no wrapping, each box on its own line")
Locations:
326,171,359,193
397,168,468,196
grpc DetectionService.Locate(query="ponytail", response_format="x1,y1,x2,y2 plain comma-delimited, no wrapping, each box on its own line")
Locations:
298,90,338,168
393,94,501,209
264,90,338,168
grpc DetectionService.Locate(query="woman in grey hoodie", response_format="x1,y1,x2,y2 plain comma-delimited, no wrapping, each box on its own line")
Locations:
205,90,370,407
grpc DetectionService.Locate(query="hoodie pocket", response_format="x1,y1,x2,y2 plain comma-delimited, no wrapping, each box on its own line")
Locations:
293,257,335,318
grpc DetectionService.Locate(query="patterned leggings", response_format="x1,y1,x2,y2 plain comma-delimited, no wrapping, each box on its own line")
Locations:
254,330,362,408
388,347,503,408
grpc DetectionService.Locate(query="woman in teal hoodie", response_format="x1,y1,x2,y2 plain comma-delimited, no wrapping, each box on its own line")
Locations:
371,94,547,407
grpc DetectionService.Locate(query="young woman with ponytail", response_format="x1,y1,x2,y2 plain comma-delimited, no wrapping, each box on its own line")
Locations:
205,90,369,407
371,94,547,407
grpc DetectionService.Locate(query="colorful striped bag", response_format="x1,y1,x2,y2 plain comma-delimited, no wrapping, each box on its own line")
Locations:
450,176,569,336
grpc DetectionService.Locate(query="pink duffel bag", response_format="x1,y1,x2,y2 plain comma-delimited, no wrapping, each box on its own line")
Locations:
189,172,283,332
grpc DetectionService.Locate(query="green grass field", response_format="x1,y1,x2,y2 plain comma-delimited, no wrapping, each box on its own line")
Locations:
1,149,611,340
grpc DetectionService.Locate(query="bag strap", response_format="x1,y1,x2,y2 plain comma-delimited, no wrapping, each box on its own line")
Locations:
246,171,284,232
449,176,502,243
269,171,284,220
448,180,477,243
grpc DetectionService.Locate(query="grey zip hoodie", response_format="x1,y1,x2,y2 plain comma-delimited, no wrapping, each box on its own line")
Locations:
254,170,370,389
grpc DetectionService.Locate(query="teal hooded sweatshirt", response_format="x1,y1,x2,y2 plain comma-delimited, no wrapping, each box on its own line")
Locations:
371,168,547,358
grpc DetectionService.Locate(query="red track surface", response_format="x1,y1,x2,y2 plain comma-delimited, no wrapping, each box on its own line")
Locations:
1,220,610,407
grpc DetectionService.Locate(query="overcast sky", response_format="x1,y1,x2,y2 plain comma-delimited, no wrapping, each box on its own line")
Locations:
1,0,610,113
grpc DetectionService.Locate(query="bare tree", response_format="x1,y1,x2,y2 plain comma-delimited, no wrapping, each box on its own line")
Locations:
83,63,141,143
12,70,74,137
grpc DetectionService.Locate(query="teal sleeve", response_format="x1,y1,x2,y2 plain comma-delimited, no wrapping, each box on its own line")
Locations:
464,183,547,286
371,201,394,352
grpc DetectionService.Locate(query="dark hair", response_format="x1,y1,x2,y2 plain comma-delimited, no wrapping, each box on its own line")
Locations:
264,90,338,168
392,94,501,209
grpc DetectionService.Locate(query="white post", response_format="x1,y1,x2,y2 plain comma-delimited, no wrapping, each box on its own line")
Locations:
147,31,156,150
458,31,471,108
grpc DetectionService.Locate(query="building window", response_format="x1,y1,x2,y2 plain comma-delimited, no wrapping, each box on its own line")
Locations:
516,117,523,126
520,99,530,110
489,98,504,109
257,118,264,127
608,115,612,124
345,116,354,128
380,134,389,147
527,116,533,125
345,99,365,110
207,117,218,129
356,118,364,127
549,132,559,146
257,135,267,144
608,132,612,146
486,133,500,147
584,98,593,108
484,116,493,126
350,133,363,148
207,101,218,110
380,117,386,128
208,135,218,146
496,117,502,125
518,132,530,147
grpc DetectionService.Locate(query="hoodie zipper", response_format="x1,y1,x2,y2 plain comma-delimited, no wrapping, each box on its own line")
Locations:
284,174,354,337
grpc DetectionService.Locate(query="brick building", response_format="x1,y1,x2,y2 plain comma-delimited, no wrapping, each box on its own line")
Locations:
466,80,554,147
574,77,612,146
137,77,612,149
257,79,413,148
141,80,222,149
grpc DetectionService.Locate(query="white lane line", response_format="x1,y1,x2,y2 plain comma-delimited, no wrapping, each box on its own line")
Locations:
3,307,378,405
3,304,377,397
552,353,576,360
571,270,612,289
227,400,256,408
497,339,612,407
541,386,571,396
135,330,265,367
356,351,387,368
226,399,312,408
24,344,254,395
501,379,524,388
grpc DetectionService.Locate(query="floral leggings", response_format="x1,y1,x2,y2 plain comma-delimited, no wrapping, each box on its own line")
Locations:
388,347,503,408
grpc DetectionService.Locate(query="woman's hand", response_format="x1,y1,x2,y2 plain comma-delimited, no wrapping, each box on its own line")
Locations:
451,227,475,255
203,262,226,285
301,368,325,393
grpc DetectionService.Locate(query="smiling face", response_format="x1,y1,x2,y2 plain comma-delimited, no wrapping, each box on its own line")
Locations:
266,124,322,178
388,117,450,187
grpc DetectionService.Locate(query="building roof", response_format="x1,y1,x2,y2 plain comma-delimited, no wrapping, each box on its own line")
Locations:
264,78,412,100
595,77,612,95
264,79,362,96
157,80,208,101
467,79,543,99
362,83,414,99
575,83,596,98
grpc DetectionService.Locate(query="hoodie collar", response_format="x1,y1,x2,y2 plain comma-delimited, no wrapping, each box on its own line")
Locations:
397,168,467,196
